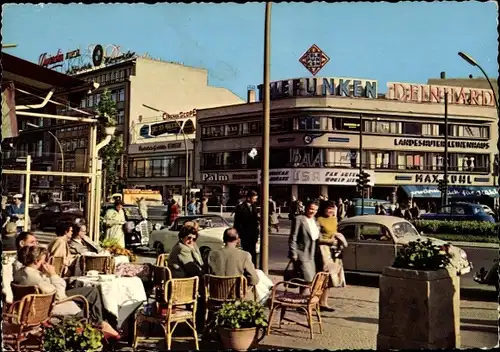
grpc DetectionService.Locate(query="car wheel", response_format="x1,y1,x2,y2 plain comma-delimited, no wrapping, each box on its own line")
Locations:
155,242,165,255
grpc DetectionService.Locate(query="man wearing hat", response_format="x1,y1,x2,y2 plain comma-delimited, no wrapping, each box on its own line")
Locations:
6,194,27,233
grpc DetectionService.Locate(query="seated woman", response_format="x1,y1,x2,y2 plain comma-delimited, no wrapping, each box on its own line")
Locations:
14,246,120,339
69,221,101,255
47,221,77,276
167,225,204,279
12,231,38,274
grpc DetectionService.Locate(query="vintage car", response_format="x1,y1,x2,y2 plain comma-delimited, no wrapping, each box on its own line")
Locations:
32,202,83,231
149,214,261,258
338,215,472,275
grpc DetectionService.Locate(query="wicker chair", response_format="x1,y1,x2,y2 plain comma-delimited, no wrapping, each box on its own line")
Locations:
48,256,65,276
2,292,56,351
134,276,200,350
156,253,169,267
10,283,90,322
81,255,114,275
267,272,329,339
202,275,248,337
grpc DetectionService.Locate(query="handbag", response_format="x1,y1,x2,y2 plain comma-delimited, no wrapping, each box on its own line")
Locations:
283,259,303,289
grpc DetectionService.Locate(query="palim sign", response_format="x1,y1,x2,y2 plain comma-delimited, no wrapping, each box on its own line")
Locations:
257,77,378,101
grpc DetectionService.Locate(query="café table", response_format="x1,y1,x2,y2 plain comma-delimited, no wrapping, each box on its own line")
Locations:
73,275,147,329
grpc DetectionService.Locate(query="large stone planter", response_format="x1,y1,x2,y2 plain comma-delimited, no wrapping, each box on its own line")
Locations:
377,266,460,349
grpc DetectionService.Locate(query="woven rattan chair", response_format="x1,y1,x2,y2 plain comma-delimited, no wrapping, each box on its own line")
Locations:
10,283,90,322
155,253,169,267
3,291,56,351
48,256,65,276
202,275,247,337
81,255,114,275
267,272,329,339
133,276,200,350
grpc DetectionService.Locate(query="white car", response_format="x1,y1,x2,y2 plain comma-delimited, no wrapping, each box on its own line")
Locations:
149,214,261,258
338,215,472,275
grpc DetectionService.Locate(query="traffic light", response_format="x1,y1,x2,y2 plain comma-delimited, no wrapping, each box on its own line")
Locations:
356,171,371,193
437,179,447,193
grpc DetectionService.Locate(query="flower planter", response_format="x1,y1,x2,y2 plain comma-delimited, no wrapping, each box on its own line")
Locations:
104,126,116,135
377,266,460,349
218,326,259,351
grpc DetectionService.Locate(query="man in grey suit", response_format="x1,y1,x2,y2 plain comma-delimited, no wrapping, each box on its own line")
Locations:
207,228,259,286
288,201,320,290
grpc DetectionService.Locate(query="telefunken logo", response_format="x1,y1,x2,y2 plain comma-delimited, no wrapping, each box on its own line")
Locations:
394,138,489,150
137,143,181,152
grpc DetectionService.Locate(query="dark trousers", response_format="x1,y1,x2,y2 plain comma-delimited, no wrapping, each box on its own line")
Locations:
66,286,105,325
241,241,257,266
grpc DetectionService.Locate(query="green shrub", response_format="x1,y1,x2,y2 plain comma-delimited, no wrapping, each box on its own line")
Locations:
43,317,103,352
412,220,498,237
393,238,452,271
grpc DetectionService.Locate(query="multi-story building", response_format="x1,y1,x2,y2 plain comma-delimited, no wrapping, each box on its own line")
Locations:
195,76,498,208
1,52,94,200
35,44,243,197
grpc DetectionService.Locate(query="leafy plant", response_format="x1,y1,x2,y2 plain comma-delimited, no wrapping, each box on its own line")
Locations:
43,317,103,352
96,89,117,127
393,238,452,271
100,238,137,262
412,219,498,237
215,300,268,329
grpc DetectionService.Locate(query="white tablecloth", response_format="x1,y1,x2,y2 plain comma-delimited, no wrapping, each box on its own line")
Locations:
75,276,146,328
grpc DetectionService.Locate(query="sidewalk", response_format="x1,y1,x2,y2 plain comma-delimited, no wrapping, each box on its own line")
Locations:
119,274,498,351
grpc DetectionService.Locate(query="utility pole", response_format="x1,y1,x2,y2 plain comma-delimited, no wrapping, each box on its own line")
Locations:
359,114,364,215
260,2,272,275
441,71,449,205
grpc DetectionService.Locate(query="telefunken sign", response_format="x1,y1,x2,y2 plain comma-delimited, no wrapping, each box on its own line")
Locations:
394,138,489,150
257,77,378,101
257,168,375,186
386,82,496,107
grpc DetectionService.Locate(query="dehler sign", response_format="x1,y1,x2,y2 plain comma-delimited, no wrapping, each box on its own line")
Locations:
386,82,495,107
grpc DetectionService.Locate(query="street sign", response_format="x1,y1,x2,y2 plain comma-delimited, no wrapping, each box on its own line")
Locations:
298,44,330,76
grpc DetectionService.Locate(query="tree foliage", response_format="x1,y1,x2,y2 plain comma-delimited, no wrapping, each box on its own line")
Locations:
95,89,123,192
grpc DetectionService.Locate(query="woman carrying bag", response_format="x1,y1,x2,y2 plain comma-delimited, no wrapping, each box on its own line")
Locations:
315,201,347,312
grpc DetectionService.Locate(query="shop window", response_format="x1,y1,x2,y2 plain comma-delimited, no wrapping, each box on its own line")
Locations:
298,116,320,130
226,124,239,136
402,122,421,135
422,123,439,136
249,121,262,134
152,159,163,177
397,153,424,170
453,153,489,172
367,151,392,169
334,117,360,131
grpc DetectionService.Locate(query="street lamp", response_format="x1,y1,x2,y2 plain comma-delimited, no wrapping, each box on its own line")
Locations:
27,122,64,185
143,104,190,215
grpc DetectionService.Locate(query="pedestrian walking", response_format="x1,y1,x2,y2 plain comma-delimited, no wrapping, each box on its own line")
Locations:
269,196,280,233
288,200,320,292
337,198,346,221
187,198,198,215
233,190,260,265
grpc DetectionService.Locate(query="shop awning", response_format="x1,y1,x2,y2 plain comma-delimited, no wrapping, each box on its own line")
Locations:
401,185,499,198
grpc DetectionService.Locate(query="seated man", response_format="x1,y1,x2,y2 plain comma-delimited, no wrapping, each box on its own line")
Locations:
207,228,259,287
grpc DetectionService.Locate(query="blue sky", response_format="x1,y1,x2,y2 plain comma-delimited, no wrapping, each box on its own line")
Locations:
3,2,498,99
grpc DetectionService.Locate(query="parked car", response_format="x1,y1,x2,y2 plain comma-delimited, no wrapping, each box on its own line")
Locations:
480,204,495,217
101,203,152,251
32,202,83,231
351,198,392,216
338,215,472,275
420,202,495,223
148,214,261,258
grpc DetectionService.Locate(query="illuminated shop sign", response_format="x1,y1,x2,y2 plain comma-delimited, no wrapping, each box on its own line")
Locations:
394,138,489,149
257,77,378,101
139,118,195,139
257,168,375,186
386,82,496,107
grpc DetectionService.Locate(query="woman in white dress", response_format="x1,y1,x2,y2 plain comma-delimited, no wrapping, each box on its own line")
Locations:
103,200,127,247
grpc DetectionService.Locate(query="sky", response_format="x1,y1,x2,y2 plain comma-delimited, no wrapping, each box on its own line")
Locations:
3,2,498,100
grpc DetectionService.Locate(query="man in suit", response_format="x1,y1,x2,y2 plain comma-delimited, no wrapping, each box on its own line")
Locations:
207,228,259,286
233,190,260,265
288,201,320,292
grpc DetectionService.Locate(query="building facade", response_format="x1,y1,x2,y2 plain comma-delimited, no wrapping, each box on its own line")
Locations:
34,45,243,198
195,76,498,208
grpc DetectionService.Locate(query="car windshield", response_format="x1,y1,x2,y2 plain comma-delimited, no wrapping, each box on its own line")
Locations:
61,203,80,211
177,216,229,230
472,206,483,214
124,206,141,217
392,222,419,238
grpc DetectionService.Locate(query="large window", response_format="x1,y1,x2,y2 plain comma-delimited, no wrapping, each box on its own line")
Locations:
451,153,489,172
397,153,424,170
334,117,360,132
128,155,188,178
364,120,402,134
402,122,421,135
365,150,393,169
329,150,358,168
117,110,125,124
298,116,321,130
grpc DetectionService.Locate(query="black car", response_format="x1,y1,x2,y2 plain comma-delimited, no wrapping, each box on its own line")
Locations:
100,204,152,251
33,202,83,231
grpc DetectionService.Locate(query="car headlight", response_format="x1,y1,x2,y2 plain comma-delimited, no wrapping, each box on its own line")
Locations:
135,225,141,232
154,223,162,231
459,249,468,260
130,235,136,241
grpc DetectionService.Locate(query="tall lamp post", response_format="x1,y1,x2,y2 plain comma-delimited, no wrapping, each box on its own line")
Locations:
458,52,500,190
143,104,190,215
259,2,272,275
27,122,64,185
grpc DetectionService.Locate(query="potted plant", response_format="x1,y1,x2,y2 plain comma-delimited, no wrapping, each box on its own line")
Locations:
101,112,117,135
215,300,268,351
96,89,117,136
100,238,137,263
377,239,460,349
43,317,103,352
